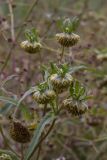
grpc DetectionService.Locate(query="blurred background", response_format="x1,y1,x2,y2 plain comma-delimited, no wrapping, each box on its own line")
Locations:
0,0,107,160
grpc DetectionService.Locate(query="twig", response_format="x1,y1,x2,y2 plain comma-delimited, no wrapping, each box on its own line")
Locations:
0,0,40,74
21,144,24,160
36,145,41,160
7,0,15,41
59,46,65,64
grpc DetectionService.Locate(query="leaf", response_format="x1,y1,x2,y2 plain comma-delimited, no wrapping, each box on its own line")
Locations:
24,114,55,160
21,105,32,120
80,95,93,101
78,86,86,98
0,149,19,160
0,103,15,115
69,83,74,96
17,86,37,107
0,96,17,105
50,62,58,74
0,74,18,88
69,65,87,74
61,63,69,74
74,81,80,96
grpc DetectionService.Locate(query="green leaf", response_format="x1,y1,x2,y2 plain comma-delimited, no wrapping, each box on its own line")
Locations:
50,62,58,74
78,86,86,98
25,28,38,43
61,63,69,74
0,96,17,105
0,103,14,115
69,83,74,96
0,149,19,160
21,105,32,120
74,81,80,96
24,114,55,160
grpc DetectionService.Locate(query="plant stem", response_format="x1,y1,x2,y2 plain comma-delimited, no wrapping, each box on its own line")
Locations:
59,46,65,64
7,0,15,41
21,144,24,160
36,145,41,160
0,0,40,75
29,119,56,160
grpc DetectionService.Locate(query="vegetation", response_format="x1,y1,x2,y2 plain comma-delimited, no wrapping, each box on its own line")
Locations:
0,0,107,160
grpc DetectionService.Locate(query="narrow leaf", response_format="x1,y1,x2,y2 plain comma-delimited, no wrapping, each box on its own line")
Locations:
0,149,19,160
17,87,37,107
0,96,17,105
24,114,55,160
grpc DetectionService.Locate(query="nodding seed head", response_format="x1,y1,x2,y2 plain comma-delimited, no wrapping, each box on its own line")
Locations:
20,40,42,54
33,90,56,104
56,33,80,47
63,98,88,116
9,119,31,143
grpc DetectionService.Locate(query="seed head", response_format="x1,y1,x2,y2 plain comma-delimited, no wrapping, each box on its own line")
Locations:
9,119,31,143
20,40,42,54
56,33,80,47
33,90,56,104
63,98,88,116
50,73,73,93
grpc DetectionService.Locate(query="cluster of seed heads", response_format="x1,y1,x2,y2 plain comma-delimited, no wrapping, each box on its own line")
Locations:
9,17,89,144
32,63,89,116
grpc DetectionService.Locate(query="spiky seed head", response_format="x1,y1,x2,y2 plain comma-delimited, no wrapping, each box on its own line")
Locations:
0,154,12,160
63,98,88,116
10,119,31,143
20,40,42,54
50,73,73,93
33,90,56,104
56,33,80,47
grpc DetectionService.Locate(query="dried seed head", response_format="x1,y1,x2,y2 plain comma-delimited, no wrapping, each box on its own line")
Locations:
20,40,42,54
50,73,73,93
0,154,12,160
9,119,31,143
63,98,88,116
33,90,56,104
56,33,80,47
